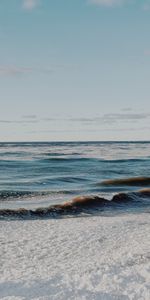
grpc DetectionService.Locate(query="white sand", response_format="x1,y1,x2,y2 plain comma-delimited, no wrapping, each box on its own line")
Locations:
0,213,150,300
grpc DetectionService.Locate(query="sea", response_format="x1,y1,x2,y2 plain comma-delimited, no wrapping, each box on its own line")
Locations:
0,141,150,216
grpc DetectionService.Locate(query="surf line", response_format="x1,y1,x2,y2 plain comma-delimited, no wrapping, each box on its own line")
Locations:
0,189,150,218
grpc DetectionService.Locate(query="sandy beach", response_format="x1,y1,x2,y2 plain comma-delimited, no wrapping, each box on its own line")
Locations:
0,212,150,300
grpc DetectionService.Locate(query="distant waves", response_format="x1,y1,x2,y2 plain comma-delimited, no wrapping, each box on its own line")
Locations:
1,141,150,210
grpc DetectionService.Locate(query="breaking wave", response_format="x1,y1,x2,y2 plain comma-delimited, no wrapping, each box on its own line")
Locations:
100,177,150,187
0,189,150,219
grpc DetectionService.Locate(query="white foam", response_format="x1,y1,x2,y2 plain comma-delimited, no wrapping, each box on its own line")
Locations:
0,212,150,299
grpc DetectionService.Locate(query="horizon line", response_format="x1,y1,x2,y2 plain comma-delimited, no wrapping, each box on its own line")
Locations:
0,140,150,143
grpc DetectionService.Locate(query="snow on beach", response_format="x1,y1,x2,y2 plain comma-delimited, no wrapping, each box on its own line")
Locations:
0,212,150,300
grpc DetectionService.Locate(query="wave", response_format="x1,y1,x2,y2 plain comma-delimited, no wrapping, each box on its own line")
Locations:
0,191,40,200
103,158,149,163
54,176,89,183
42,157,93,162
0,189,150,219
100,177,150,187
43,152,81,156
0,190,74,200
40,157,149,163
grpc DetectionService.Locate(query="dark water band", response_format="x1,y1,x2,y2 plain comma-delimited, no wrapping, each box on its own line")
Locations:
100,177,150,186
0,189,150,219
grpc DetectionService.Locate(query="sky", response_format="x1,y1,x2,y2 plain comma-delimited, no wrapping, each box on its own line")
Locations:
0,0,150,141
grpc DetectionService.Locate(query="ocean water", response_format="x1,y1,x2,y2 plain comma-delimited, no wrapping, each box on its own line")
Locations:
0,141,150,214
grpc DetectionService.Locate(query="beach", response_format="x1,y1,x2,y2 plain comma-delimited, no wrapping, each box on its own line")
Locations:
1,212,150,300
0,142,150,299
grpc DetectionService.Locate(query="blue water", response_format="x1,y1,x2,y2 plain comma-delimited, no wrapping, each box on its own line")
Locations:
0,141,150,210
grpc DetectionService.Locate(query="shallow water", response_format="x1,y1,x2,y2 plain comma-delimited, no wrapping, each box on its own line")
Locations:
0,141,150,212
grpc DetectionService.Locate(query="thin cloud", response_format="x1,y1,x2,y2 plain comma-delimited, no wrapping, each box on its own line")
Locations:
3,112,147,128
103,113,150,121
0,119,38,124
21,0,150,12
143,1,150,11
88,0,124,7
43,118,59,122
63,112,150,125
0,66,33,76
121,107,133,112
0,120,14,124
0,66,52,77
22,0,40,11
144,50,150,56
22,115,37,119
26,126,150,135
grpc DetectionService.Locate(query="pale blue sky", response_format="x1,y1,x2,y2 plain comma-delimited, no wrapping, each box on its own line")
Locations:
0,0,150,141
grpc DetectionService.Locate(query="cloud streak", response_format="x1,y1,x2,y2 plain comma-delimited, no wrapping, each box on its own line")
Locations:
0,65,52,77
22,115,38,119
68,113,150,124
88,0,124,7
1,112,149,127
21,0,150,12
103,112,150,121
0,66,33,76
0,119,38,124
143,1,150,11
22,0,40,11
41,112,150,125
